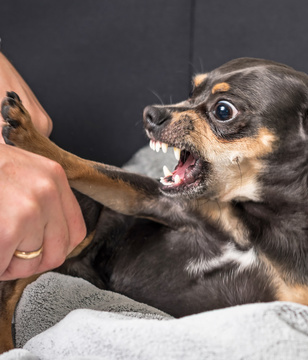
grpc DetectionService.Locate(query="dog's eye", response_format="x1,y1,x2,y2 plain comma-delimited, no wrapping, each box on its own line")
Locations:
213,101,238,121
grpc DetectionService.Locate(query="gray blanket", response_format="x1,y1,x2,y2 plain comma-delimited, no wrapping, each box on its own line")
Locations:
1,147,308,359
1,273,308,360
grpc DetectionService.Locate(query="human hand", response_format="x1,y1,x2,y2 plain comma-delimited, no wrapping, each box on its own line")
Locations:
0,144,86,281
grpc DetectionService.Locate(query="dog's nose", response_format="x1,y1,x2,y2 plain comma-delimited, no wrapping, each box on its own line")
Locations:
143,106,170,130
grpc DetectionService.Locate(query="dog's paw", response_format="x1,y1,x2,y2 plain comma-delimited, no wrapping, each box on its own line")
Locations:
1,91,34,146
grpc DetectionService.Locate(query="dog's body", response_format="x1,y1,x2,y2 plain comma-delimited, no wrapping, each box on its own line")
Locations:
1,57,308,352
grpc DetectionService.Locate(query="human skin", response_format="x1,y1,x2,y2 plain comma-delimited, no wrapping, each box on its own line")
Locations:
0,53,86,280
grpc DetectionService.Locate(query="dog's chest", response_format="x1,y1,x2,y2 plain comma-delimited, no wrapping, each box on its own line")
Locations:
104,219,264,316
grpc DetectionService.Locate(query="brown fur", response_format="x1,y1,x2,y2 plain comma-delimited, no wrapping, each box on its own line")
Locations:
193,73,208,87
0,275,39,353
211,82,231,94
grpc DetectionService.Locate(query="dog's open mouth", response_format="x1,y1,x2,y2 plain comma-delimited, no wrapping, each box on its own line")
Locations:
149,139,205,192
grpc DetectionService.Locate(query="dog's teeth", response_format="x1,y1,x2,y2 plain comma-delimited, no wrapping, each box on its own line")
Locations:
156,141,161,152
163,165,173,177
149,140,154,150
160,177,173,186
162,143,168,153
160,177,167,185
173,147,181,161
174,175,181,184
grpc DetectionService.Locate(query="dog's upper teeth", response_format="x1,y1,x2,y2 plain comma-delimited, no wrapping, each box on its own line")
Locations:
149,140,169,154
156,141,161,152
173,147,181,161
163,165,173,177
162,143,168,153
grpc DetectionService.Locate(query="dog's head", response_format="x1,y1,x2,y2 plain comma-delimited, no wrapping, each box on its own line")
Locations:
143,58,308,202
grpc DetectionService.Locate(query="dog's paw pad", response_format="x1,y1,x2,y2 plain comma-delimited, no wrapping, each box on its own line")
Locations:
1,91,32,146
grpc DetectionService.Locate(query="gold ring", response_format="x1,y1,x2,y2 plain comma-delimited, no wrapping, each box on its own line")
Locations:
14,245,43,260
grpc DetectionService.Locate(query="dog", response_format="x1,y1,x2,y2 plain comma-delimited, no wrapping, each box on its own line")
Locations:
1,57,308,352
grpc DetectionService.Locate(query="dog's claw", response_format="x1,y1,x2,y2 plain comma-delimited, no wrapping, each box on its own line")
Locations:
1,104,10,122
1,101,20,129
6,91,21,102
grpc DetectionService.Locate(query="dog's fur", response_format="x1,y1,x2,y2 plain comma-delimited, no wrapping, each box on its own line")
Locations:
1,57,308,352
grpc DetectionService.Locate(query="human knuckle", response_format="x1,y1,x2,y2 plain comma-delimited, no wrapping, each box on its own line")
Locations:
18,196,41,221
48,160,66,179
0,226,18,246
35,177,59,203
27,195,42,212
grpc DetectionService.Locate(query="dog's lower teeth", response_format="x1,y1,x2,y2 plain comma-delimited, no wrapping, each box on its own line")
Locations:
163,165,173,177
174,175,181,184
160,177,173,186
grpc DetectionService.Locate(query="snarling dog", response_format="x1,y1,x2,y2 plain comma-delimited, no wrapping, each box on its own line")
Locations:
1,57,308,352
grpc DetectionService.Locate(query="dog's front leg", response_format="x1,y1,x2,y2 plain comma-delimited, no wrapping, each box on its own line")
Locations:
1,92,188,227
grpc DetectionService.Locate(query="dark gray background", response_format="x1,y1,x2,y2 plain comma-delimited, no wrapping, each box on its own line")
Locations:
0,0,307,165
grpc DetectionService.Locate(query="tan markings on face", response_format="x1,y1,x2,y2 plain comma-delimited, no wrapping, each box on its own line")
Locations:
170,100,190,108
164,109,276,202
167,111,276,162
154,100,190,112
211,82,230,94
194,200,250,247
192,116,276,201
193,73,208,87
166,109,196,128
199,126,276,161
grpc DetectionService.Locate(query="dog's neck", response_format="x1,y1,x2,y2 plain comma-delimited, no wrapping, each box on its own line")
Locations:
235,197,308,283
192,199,251,248
193,192,308,283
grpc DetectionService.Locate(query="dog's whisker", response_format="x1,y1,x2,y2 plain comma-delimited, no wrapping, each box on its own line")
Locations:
148,89,165,105
134,119,143,126
198,57,205,73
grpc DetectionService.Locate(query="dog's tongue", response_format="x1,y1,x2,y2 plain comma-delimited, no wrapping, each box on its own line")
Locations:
172,153,196,183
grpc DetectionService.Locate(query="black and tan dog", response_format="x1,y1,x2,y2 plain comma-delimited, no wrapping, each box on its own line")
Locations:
1,57,308,352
